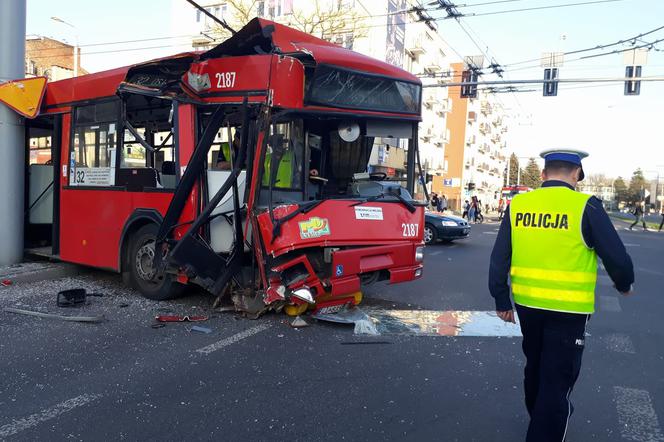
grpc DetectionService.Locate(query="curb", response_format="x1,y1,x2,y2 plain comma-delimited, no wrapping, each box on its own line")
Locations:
0,262,85,285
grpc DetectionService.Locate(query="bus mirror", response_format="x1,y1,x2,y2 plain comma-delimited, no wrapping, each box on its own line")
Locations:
338,121,360,142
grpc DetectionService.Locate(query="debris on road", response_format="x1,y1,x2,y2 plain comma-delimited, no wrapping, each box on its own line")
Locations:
150,322,166,329
3,307,105,323
155,315,209,323
290,316,309,328
190,325,213,334
313,305,379,335
1,279,12,287
56,288,104,307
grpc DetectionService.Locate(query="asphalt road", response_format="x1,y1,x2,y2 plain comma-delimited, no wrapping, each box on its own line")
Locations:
1,220,663,441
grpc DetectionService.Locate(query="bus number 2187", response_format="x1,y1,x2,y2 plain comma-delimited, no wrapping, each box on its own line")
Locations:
402,223,418,237
215,72,236,89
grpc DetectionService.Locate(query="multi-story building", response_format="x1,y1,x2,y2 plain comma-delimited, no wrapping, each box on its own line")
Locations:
439,62,509,211
25,36,86,81
170,0,453,197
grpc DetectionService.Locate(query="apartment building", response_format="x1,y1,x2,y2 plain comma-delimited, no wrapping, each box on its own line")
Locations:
171,0,453,195
439,62,508,211
25,36,86,81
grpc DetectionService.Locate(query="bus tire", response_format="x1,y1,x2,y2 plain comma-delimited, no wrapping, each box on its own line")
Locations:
127,223,185,301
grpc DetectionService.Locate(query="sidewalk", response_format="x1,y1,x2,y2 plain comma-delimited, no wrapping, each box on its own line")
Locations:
0,260,84,285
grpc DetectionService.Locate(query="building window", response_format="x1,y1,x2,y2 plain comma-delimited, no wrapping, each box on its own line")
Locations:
196,9,202,22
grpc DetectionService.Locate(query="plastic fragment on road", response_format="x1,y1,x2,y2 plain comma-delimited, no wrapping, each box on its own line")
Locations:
190,325,213,334
290,316,309,328
3,307,104,323
313,305,380,335
1,279,12,287
56,288,104,307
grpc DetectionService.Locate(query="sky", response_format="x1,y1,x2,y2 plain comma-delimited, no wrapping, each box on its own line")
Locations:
25,0,664,180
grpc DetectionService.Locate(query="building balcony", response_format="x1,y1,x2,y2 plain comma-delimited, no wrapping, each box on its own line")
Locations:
406,38,426,56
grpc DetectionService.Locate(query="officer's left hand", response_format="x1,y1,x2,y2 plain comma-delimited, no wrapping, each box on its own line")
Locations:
496,310,515,323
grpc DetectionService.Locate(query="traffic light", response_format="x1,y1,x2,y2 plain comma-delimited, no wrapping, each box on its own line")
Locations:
624,65,641,96
467,182,476,191
543,68,559,97
461,70,478,99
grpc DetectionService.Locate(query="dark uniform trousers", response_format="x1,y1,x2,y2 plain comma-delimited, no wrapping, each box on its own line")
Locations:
515,304,589,442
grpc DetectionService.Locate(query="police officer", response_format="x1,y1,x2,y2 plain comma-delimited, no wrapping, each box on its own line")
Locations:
488,149,634,442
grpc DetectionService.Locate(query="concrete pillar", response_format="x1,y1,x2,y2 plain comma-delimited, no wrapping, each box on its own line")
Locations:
0,0,27,265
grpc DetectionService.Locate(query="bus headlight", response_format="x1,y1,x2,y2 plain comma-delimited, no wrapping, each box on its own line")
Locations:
415,246,424,262
186,72,211,93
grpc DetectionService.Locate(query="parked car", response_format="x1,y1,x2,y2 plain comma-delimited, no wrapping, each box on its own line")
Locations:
424,212,471,244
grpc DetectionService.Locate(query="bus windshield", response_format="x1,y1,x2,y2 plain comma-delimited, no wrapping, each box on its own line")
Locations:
261,117,414,205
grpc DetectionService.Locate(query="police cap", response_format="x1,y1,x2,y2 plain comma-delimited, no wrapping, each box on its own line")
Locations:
540,148,588,181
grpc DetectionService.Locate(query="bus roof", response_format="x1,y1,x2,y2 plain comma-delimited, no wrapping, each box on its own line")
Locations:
42,18,420,112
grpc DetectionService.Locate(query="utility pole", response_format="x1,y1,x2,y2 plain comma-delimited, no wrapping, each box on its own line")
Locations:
0,0,26,265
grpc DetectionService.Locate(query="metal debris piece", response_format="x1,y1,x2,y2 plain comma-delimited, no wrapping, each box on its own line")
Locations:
151,323,166,329
190,325,213,334
290,316,309,328
3,307,104,323
313,305,380,335
155,315,208,322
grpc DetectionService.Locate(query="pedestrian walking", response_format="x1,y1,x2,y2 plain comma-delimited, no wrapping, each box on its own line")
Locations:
439,195,448,213
658,206,664,232
629,202,647,231
498,199,505,220
431,193,439,212
462,199,470,220
488,149,634,442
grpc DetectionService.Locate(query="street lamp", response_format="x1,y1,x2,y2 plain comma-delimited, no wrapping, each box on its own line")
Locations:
50,16,78,77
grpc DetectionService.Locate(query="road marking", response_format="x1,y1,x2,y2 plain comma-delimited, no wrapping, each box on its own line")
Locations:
482,231,498,235
602,333,636,354
428,250,443,256
196,324,272,355
0,394,102,438
363,309,522,337
638,267,664,276
614,386,664,442
599,295,622,312
624,243,641,247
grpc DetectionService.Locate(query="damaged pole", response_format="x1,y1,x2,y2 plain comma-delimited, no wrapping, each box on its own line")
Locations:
0,0,27,265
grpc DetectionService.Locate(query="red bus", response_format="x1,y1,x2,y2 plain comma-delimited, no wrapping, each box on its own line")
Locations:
500,185,531,203
19,19,425,316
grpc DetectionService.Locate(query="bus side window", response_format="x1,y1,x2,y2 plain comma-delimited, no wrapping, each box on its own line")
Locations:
69,100,119,187
120,95,175,190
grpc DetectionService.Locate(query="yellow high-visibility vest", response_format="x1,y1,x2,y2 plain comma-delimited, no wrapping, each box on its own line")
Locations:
510,186,597,314
262,150,294,188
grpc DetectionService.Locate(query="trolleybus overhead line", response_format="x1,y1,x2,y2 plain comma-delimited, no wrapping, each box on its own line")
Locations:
185,0,236,35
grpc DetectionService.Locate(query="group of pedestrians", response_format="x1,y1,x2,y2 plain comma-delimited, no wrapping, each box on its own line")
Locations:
462,196,484,223
430,193,448,213
628,202,664,232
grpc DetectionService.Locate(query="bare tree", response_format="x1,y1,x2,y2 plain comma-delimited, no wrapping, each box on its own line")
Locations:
204,0,368,45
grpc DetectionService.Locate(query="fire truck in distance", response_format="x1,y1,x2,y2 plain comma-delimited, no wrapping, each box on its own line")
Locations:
15,19,426,316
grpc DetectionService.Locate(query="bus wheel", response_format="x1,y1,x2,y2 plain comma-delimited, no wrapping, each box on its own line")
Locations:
128,224,185,301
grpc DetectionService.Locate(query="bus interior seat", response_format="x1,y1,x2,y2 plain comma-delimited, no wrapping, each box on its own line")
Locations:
118,168,159,191
160,161,177,189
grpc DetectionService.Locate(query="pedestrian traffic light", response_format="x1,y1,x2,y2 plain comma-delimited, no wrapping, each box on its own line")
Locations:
461,70,478,99
624,65,641,96
467,182,476,191
543,68,559,97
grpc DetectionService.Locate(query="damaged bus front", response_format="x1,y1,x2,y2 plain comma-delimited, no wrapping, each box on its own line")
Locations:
146,19,426,316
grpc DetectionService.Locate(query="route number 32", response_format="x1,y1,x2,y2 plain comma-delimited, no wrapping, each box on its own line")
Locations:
402,223,418,237
215,72,236,89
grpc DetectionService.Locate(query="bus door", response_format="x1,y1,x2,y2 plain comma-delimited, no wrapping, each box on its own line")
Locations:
25,114,61,256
